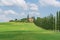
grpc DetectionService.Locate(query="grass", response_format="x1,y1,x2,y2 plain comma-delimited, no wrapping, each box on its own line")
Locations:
0,22,60,40
0,22,47,32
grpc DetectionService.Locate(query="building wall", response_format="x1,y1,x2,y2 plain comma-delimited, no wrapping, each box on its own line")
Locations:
28,18,34,22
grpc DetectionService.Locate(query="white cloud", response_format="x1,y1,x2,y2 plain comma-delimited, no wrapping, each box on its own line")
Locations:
0,15,12,22
0,9,27,20
29,3,38,11
15,0,28,10
39,0,60,7
0,9,18,15
0,0,14,6
4,10,18,15
0,9,2,13
0,0,28,10
0,9,2,12
0,9,19,22
27,3,39,17
18,12,27,19
20,12,26,16
29,12,40,17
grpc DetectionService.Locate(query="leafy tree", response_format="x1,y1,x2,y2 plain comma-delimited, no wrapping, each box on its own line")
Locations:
9,20,14,22
20,18,27,22
15,19,18,22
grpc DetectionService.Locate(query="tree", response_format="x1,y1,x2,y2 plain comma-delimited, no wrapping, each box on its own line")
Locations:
34,14,55,30
59,11,60,30
56,11,60,31
27,14,29,22
47,13,54,30
15,19,17,21
20,18,27,22
9,20,14,22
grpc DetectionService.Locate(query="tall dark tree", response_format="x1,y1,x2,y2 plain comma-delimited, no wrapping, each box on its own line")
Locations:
27,14,29,22
57,11,60,31
48,13,54,30
15,19,18,22
59,11,60,30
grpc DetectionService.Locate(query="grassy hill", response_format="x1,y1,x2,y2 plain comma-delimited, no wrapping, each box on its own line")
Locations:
0,22,48,32
0,22,60,40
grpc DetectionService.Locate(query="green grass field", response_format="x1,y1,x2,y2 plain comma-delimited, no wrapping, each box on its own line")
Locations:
0,22,60,40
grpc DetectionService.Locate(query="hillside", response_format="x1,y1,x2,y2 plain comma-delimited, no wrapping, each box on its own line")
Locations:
0,22,59,40
0,22,46,32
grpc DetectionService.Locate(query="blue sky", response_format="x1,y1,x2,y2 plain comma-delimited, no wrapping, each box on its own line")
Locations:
0,0,60,22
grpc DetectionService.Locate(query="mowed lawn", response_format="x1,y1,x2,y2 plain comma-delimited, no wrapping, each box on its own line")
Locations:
0,22,60,40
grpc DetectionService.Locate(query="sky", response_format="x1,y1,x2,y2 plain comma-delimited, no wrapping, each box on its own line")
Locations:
0,0,60,22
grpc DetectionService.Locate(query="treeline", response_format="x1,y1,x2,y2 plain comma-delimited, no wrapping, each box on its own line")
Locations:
34,11,60,31
9,11,60,31
9,15,34,23
34,14,55,30
9,18,29,22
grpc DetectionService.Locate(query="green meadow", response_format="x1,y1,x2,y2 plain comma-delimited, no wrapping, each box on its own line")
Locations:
0,22,60,40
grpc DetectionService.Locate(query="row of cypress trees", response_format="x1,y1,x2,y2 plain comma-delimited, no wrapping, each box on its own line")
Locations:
34,11,60,32
56,11,60,31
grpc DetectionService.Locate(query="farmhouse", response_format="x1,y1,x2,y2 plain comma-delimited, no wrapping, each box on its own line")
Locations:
28,17,34,22
27,14,34,22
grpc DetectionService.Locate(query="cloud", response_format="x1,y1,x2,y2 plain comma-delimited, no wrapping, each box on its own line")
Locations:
15,0,28,10
0,15,12,22
27,3,39,17
0,9,18,22
0,0,28,10
0,9,27,21
29,3,38,11
0,9,2,12
17,12,27,19
4,10,18,15
29,11,40,17
0,0,15,6
39,0,60,7
0,9,18,15
0,9,2,13
20,12,26,16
